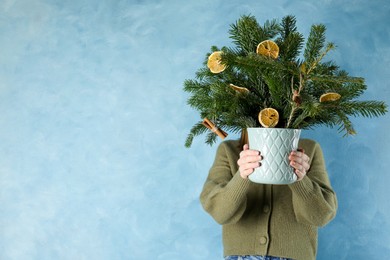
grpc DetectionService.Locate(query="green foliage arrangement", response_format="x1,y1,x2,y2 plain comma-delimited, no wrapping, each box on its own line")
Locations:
184,15,387,147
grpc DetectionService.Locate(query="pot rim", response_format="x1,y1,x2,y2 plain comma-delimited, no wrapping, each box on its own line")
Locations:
247,127,301,131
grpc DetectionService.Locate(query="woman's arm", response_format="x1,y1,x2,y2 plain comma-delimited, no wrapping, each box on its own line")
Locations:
200,141,255,225
289,140,338,227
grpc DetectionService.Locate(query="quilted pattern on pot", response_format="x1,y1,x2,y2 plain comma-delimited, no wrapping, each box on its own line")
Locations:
247,128,301,184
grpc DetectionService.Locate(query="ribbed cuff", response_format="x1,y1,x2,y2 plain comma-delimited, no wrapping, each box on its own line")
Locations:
225,171,251,202
289,176,314,200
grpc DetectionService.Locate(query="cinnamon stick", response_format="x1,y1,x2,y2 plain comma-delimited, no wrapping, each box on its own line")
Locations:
202,118,228,139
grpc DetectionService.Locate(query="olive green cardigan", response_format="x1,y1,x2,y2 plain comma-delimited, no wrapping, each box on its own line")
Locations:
200,139,337,260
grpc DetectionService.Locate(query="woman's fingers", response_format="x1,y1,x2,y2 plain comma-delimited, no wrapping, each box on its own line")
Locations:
239,162,261,178
289,151,310,164
294,168,305,181
239,146,314,181
239,148,260,158
238,144,262,179
289,149,311,181
238,153,262,164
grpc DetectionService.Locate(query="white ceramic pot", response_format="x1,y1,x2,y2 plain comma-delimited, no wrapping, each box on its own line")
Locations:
247,128,301,184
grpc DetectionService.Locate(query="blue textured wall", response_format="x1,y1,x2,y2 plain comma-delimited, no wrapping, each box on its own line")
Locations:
1,1,389,259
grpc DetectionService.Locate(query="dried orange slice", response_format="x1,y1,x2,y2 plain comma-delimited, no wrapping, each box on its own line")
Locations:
258,108,279,128
319,92,341,102
256,40,279,59
229,83,249,94
207,51,226,73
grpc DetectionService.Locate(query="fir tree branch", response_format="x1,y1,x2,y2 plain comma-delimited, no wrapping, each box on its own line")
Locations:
304,24,326,64
205,131,218,146
306,42,336,75
276,15,304,61
309,75,365,85
183,15,388,147
341,100,388,118
286,104,299,128
185,121,208,148
229,15,279,54
335,111,356,136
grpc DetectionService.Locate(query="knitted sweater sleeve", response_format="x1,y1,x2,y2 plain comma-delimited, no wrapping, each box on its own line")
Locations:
200,141,251,225
289,140,338,227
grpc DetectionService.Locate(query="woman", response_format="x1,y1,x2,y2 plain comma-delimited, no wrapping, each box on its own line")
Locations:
200,130,337,260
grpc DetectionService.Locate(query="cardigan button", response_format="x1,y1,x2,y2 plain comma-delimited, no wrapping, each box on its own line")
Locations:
263,204,270,213
259,236,268,245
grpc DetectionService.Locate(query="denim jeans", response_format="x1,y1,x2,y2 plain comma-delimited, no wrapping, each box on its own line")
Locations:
225,256,292,260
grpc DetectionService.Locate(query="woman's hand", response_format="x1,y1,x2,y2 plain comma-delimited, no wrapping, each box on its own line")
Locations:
237,144,262,179
289,149,311,181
